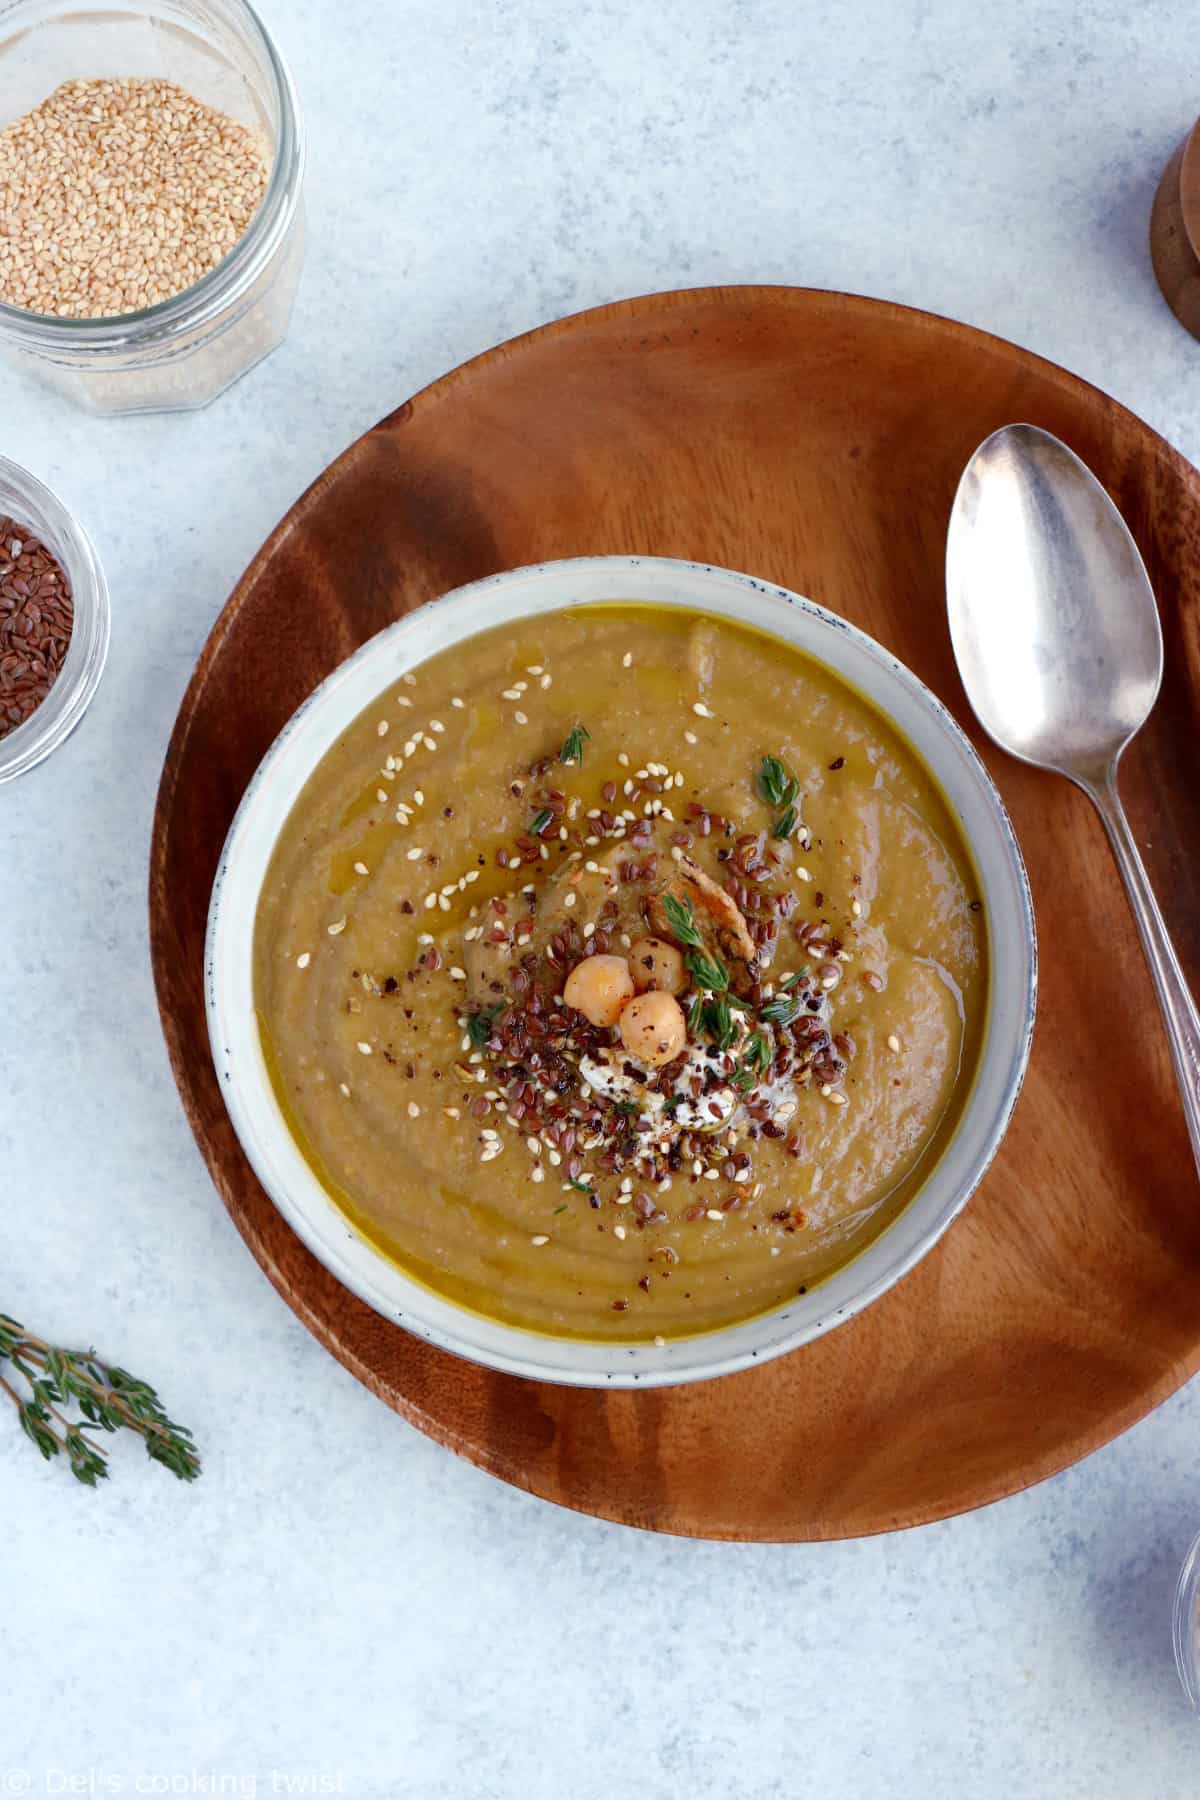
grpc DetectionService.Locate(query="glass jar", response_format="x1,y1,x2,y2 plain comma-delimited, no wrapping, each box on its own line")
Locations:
0,0,305,413
0,455,110,781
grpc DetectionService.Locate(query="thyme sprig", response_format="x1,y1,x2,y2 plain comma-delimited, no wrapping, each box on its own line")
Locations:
560,722,591,766
0,1314,200,1487
757,754,802,841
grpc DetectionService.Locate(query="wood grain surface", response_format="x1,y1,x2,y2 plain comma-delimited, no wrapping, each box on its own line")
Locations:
149,287,1200,1540
1151,118,1200,341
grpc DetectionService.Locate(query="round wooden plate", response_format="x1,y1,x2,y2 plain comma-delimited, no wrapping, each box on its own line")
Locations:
150,287,1200,1540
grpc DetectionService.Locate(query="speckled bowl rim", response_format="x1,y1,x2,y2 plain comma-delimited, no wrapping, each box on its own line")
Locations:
206,554,1037,1389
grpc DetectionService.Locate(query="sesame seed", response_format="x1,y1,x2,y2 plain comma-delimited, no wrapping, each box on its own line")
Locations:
397,695,413,708
887,1033,902,1053
821,976,838,989
377,720,388,737
692,701,715,718
770,1246,780,1257
828,1092,848,1106
354,861,369,875
414,790,424,805
563,892,577,908
514,710,528,725
357,1041,372,1056
614,1225,627,1240
339,1083,351,1097
526,1136,542,1156
502,688,522,700
703,1168,720,1181
431,719,445,733
402,672,417,686
796,866,812,882
449,966,466,980
451,696,464,708
706,1209,724,1222
531,1166,545,1184
653,1335,666,1348
684,730,697,745
404,741,417,756
851,898,862,917
406,847,424,860
438,896,451,912
327,917,347,936
618,753,629,767
540,673,552,688
295,952,311,969
376,789,388,803
526,664,543,675
444,1106,461,1119
531,1235,550,1246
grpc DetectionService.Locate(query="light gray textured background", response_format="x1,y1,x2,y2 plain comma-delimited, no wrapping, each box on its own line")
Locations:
4,1,1200,1794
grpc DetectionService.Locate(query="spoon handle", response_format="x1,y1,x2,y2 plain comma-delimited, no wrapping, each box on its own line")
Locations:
1091,775,1200,1180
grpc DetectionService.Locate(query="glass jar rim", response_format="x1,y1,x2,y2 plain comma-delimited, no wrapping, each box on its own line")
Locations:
0,0,305,349
0,455,111,782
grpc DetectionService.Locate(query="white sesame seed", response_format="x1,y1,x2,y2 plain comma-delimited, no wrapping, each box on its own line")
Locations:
770,1246,781,1257
354,861,369,875
531,1166,545,1184
449,966,466,980
851,898,862,917
692,701,715,718
418,932,434,945
376,788,388,803
887,1034,902,1053
684,730,697,745
339,1082,351,1097
614,1225,626,1240
431,719,445,733
796,866,812,882
451,696,465,708
480,1128,499,1140
526,664,543,675
531,1235,549,1247
397,695,412,707
622,651,633,667
406,1101,420,1119
703,1168,720,1181
563,892,577,908
706,1209,724,1222
618,753,629,767
514,710,528,725
828,1091,848,1106
295,952,311,969
821,976,838,989
402,672,417,686
377,720,389,736
413,790,424,805
404,740,416,756
548,1150,562,1167
438,896,451,912
526,1136,542,1156
357,1041,372,1055
327,917,347,936
445,1106,461,1119
502,688,521,700
540,673,552,688
406,847,424,861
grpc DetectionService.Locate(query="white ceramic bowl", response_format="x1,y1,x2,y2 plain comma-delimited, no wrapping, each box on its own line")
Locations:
207,555,1036,1388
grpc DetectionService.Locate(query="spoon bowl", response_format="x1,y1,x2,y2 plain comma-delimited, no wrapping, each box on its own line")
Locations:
947,424,1163,782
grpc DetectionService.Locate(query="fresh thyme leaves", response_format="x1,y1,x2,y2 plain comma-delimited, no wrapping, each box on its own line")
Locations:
756,754,799,810
732,1031,772,1090
612,1100,640,1117
467,1003,503,1050
757,753,802,841
759,993,805,1027
686,993,704,1036
568,1178,594,1195
560,722,591,766
553,1204,569,1214
686,947,729,993
662,892,704,951
0,1314,200,1488
780,967,810,990
529,807,553,837
663,1093,685,1116
699,994,738,1052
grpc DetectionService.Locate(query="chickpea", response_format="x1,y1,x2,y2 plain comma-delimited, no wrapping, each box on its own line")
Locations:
618,990,688,1067
628,935,687,996
563,954,635,1027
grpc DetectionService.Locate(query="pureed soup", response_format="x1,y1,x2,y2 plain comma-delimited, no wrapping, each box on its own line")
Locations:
254,606,986,1343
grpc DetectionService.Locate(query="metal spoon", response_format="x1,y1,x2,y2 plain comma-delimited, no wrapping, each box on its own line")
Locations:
946,422,1200,1178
